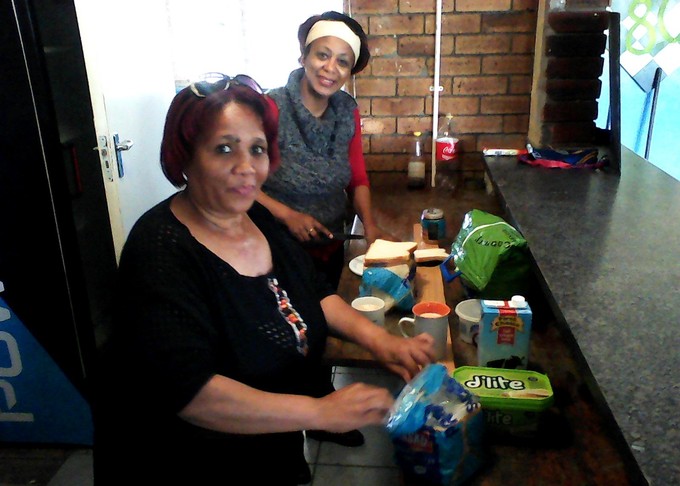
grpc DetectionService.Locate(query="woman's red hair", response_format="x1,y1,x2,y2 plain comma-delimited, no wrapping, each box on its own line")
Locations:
160,84,280,188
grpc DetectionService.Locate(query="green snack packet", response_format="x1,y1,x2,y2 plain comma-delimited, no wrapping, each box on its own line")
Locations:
448,209,530,299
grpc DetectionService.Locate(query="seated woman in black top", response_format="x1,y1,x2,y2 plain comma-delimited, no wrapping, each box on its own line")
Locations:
93,74,436,485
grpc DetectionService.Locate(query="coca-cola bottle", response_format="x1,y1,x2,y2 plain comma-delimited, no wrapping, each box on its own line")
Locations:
435,114,459,161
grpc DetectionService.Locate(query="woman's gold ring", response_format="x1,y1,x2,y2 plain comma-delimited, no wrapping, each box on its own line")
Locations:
308,228,314,234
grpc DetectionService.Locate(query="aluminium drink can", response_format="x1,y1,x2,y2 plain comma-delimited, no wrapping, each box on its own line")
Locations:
421,208,446,241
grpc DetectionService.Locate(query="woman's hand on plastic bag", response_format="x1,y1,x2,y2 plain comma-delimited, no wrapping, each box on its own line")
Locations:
314,383,395,432
367,332,437,382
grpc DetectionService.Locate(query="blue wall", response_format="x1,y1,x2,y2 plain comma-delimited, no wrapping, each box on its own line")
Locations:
597,1,680,181
599,65,680,181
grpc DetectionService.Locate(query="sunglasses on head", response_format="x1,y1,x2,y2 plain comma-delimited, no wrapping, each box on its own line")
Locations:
189,73,263,98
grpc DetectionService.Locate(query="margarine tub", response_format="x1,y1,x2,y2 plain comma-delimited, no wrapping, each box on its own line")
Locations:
452,366,553,438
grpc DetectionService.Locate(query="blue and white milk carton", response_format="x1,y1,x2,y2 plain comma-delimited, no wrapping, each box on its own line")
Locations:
478,295,532,369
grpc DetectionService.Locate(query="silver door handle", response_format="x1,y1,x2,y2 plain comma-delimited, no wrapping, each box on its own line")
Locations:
112,133,131,178
115,139,134,151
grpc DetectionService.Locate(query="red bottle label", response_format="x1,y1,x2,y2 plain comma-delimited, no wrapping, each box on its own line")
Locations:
436,138,459,161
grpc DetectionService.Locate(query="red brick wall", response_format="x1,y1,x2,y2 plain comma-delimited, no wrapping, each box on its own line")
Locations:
346,0,540,171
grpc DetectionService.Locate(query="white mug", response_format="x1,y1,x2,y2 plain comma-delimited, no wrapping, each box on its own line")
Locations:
398,301,451,360
351,296,386,326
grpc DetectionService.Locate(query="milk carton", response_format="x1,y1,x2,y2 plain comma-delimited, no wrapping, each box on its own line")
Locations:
478,295,531,369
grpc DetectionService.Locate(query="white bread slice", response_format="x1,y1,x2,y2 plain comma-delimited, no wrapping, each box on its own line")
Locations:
364,239,417,266
414,248,449,263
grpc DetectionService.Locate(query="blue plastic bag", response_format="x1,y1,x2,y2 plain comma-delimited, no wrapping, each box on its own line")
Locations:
386,364,486,485
359,265,415,312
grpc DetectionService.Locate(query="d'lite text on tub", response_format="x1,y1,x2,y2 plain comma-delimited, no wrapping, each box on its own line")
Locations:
463,374,526,391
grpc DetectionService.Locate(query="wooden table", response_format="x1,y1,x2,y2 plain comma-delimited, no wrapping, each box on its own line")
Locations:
324,224,456,372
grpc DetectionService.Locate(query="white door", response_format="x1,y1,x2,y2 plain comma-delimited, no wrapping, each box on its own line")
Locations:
74,0,177,259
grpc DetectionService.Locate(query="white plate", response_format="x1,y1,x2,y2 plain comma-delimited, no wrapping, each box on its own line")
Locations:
349,254,365,276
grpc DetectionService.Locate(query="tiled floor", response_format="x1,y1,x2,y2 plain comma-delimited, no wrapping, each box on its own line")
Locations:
307,367,407,485
0,366,407,486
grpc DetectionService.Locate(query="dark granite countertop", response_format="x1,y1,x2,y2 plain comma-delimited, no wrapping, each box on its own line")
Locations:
484,145,680,486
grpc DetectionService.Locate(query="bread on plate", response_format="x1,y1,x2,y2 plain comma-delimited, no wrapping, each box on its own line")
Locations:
363,239,418,266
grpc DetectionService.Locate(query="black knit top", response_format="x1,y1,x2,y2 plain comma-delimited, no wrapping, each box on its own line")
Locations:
94,196,333,484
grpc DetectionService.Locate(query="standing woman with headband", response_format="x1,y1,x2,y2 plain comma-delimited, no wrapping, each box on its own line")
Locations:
259,11,388,291
258,13,390,447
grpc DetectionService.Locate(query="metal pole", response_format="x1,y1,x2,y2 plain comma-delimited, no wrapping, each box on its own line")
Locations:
430,0,443,187
645,67,663,160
